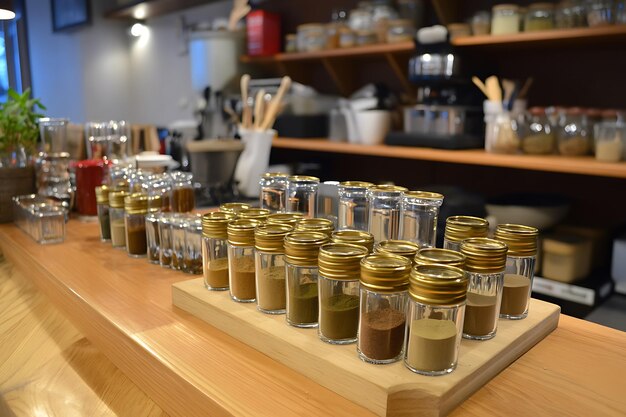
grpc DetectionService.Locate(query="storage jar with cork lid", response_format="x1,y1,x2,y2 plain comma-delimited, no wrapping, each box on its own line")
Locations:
495,224,539,319
338,181,373,232
202,211,236,290
220,202,251,215
227,219,262,302
109,190,129,249
460,238,508,340
124,193,149,257
284,231,329,328
254,223,293,314
259,172,288,213
287,176,320,218
405,264,468,375
295,217,335,236
414,248,466,268
318,243,369,344
399,191,444,248
358,254,411,364
95,185,111,242
443,215,489,252
266,212,304,228
375,239,421,265
331,229,375,253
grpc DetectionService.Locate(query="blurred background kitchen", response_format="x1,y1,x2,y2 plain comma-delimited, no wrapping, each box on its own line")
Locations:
1,0,625,327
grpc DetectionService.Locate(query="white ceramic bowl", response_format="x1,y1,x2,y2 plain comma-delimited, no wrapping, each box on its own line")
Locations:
355,110,391,145
486,195,569,231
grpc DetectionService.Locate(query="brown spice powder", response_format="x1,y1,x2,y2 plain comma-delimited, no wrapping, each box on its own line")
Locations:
205,257,229,289
230,256,256,301
359,308,406,361
257,266,286,311
500,274,531,316
463,292,498,337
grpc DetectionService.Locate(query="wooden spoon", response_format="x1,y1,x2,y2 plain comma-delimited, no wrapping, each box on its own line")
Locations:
228,0,250,31
240,74,252,129
485,75,502,103
253,89,266,130
472,76,489,99
518,77,534,99
260,76,292,131
502,79,516,107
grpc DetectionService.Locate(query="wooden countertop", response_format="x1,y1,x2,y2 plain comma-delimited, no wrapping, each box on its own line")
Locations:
1,221,625,417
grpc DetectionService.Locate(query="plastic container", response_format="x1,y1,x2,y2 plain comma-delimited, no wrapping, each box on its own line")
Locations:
542,234,592,283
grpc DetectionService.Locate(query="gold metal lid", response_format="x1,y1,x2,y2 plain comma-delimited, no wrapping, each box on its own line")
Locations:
338,181,374,189
288,175,320,183
414,248,466,268
331,230,375,252
219,202,251,214
444,215,489,243
409,264,468,306
261,172,288,179
147,195,162,213
237,208,270,222
318,243,368,281
112,179,130,192
109,190,130,208
255,223,293,253
266,212,305,227
460,238,508,274
404,191,444,201
124,193,149,214
494,224,539,257
227,219,261,246
375,240,420,261
284,231,329,266
202,211,236,239
368,184,408,194
295,218,335,235
95,185,109,204
360,253,411,293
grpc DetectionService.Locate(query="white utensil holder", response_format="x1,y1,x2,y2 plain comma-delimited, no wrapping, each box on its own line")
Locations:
234,128,276,198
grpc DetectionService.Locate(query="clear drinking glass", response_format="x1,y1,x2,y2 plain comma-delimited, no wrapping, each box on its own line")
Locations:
38,118,68,154
287,175,320,218
338,181,373,231
400,191,444,248
367,185,408,243
106,120,130,162
85,121,108,160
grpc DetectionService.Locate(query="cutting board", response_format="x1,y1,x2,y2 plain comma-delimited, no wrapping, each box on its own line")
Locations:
172,278,560,417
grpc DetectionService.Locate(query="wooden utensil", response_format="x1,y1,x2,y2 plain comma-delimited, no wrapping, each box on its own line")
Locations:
253,89,266,130
472,76,489,99
240,74,252,129
502,79,516,108
518,77,534,99
260,76,292,130
485,76,502,103
228,0,250,31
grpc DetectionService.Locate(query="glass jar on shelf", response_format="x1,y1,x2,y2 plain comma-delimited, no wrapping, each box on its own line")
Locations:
557,107,591,156
318,243,368,344
331,229,375,253
254,223,293,314
95,185,111,242
109,190,129,249
399,191,444,247
556,0,588,28
524,3,555,31
124,193,148,258
386,19,414,43
484,102,521,154
471,11,491,35
520,107,556,155
147,177,171,213
287,176,320,218
170,172,195,213
260,172,289,213
338,181,373,232
491,4,521,35
202,212,236,290
594,122,625,162
227,219,262,302
296,23,328,52
443,215,489,252
586,0,614,26
367,185,408,243
184,214,203,275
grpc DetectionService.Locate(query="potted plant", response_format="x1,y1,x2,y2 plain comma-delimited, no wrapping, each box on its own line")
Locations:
0,88,46,222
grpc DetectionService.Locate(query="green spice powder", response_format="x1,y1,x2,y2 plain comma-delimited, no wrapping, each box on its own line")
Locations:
320,293,360,340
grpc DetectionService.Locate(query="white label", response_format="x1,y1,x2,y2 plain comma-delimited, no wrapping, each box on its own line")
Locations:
532,277,595,306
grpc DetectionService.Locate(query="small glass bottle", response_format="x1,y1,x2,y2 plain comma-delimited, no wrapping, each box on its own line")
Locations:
358,254,411,364
295,217,335,236
524,3,555,31
184,215,203,275
260,172,289,213
287,175,320,218
227,219,262,302
521,107,555,155
170,172,195,213
375,239,420,265
331,229,375,253
146,212,160,264
399,191,444,248
147,177,171,213
158,213,174,268
219,202,251,215
202,211,236,290
109,190,129,249
237,208,270,223
443,215,489,252
460,238,508,340
367,185,408,243
414,248,466,269
254,223,294,314
318,243,368,344
95,185,111,242
284,231,329,327
337,181,373,232
494,224,539,320
266,212,305,228
405,264,468,375
557,107,591,156
124,193,149,257
171,214,187,270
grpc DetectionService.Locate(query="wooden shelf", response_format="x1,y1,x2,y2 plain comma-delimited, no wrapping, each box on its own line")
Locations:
452,25,626,47
272,138,626,179
104,0,215,19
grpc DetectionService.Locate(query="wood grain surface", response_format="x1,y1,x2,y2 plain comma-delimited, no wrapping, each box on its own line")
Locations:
1,222,626,416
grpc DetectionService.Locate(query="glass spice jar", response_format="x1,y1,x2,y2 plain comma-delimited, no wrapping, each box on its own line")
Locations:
405,264,468,375
254,223,293,314
184,215,203,275
331,229,375,253
95,185,111,241
109,190,129,249
524,3,555,31
318,243,368,344
266,212,305,228
399,191,444,248
367,185,408,243
494,224,539,320
260,172,289,213
375,240,420,265
443,215,489,252
237,208,270,223
147,177,171,213
202,211,236,290
171,214,188,271
295,217,335,236
358,254,411,364
227,219,262,302
414,248,466,268
124,193,149,257
521,107,555,155
338,181,373,232
158,213,174,268
219,202,251,215
170,172,195,213
491,4,521,34
287,176,320,218
129,169,153,193
557,107,591,156
460,238,508,340
284,231,329,328
146,212,160,264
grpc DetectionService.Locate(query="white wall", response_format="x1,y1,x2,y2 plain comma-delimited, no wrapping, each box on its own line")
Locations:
26,0,232,126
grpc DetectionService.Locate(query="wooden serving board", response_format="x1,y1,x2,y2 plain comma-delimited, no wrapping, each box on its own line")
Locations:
172,278,560,417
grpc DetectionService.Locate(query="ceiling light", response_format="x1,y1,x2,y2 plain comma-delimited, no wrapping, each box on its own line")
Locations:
130,22,148,37
0,0,15,20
